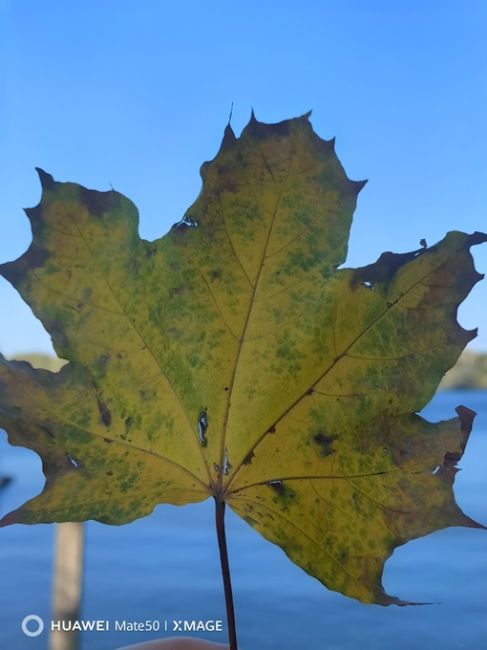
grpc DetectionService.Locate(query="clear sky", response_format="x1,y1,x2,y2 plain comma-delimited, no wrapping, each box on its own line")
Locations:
0,0,486,356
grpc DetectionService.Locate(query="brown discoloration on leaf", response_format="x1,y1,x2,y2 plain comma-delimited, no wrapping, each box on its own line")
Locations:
0,116,484,608
79,187,120,218
351,249,421,288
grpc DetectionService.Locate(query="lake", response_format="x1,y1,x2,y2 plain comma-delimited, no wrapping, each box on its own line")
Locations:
0,390,486,650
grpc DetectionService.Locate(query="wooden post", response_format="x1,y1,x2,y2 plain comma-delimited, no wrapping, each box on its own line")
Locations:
50,522,85,650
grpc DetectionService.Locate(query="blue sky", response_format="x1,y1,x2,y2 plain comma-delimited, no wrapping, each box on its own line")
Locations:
0,0,486,355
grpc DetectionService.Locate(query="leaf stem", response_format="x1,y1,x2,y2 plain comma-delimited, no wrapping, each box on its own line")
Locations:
215,498,238,650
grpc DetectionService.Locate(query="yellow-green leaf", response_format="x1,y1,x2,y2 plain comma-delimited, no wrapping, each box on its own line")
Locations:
0,113,485,605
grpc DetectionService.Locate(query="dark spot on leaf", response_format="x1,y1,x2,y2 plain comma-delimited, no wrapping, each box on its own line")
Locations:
306,388,314,396
313,432,337,457
266,480,297,507
268,426,276,434
125,417,133,434
244,515,258,526
97,399,111,427
104,437,113,444
243,451,255,465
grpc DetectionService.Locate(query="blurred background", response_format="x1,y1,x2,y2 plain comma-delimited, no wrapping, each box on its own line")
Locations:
0,1,486,649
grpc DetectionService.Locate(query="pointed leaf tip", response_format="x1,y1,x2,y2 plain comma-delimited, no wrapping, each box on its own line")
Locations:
0,510,17,528
352,179,368,193
469,231,487,246
455,405,476,434
221,123,236,149
35,167,55,190
457,511,487,530
23,206,40,220
324,136,336,153
461,327,479,344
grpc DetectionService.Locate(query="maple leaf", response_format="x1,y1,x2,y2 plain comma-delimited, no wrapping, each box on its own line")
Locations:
0,113,485,610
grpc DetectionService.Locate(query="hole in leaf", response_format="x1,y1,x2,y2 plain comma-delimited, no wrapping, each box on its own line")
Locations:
362,281,374,290
173,214,198,229
223,449,232,475
268,480,284,493
66,453,80,470
198,409,208,447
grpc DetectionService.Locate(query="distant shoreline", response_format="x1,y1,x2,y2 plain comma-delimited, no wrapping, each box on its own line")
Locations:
7,350,487,391
440,351,487,390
